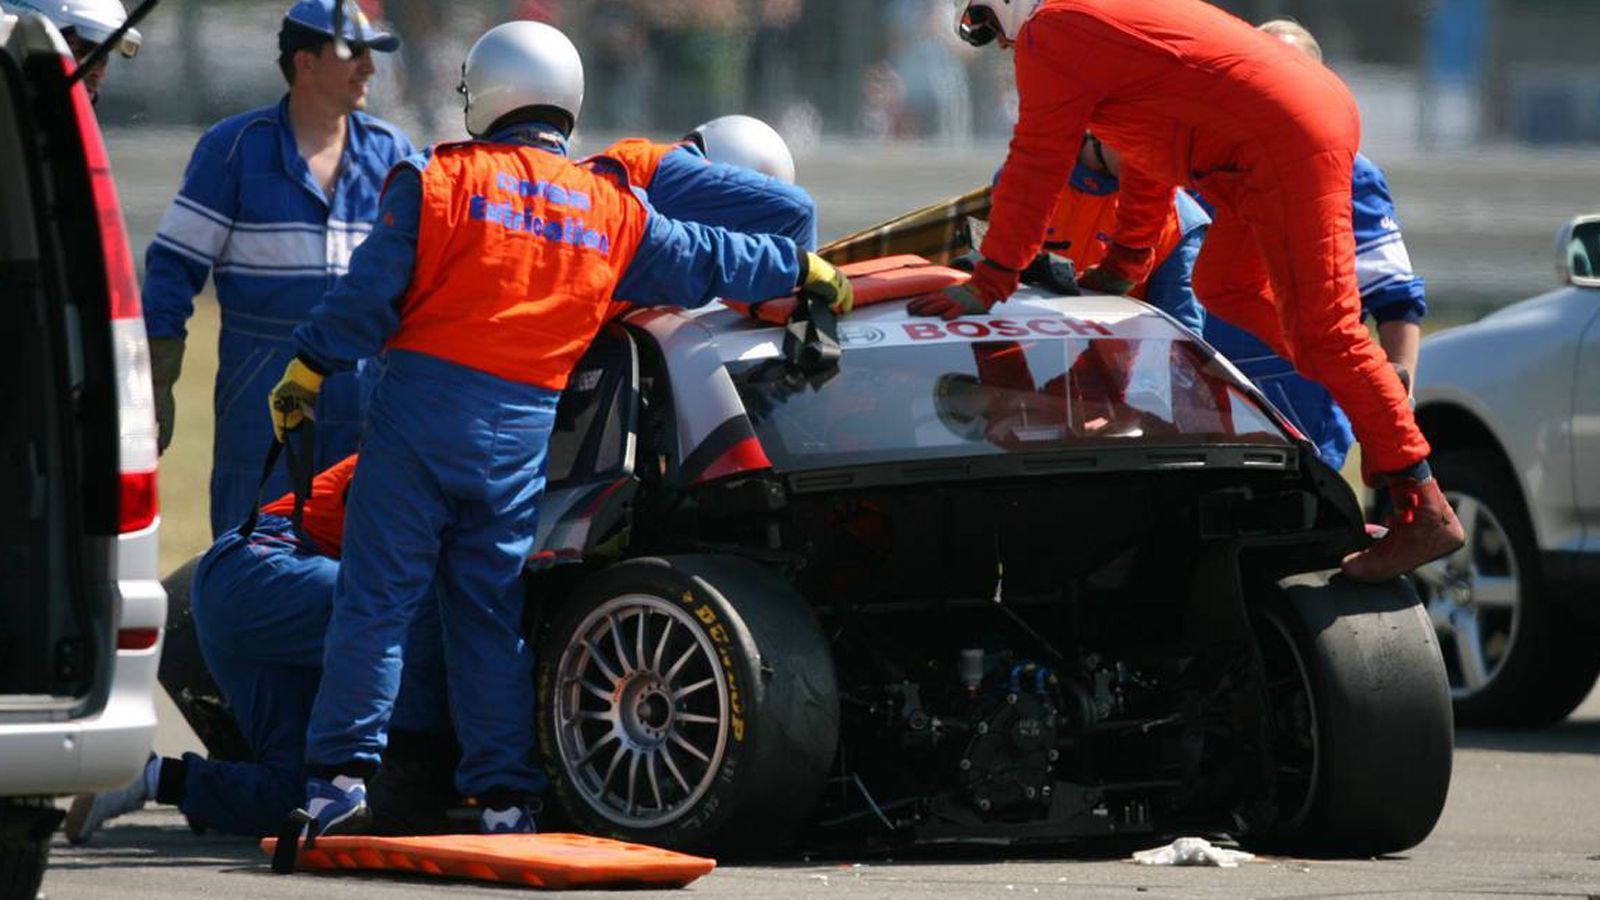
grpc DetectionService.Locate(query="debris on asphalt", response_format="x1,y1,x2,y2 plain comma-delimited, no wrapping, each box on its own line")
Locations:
1130,837,1256,868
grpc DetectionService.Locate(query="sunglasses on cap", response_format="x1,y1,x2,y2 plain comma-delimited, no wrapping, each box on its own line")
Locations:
280,20,370,57
957,5,1001,47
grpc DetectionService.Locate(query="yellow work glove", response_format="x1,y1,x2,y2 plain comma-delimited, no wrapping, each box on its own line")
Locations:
798,251,854,315
268,357,324,442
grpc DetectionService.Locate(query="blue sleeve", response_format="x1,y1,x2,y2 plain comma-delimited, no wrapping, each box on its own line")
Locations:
1184,188,1216,218
647,145,820,251
615,201,802,309
142,132,239,340
1351,156,1427,324
1143,226,1206,335
293,158,423,372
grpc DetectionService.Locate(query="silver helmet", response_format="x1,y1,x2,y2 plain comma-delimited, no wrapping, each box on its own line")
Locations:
2,0,141,56
459,21,584,139
688,114,796,185
955,0,1042,48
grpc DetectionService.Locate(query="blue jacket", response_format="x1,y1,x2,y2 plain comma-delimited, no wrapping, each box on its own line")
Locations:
1144,184,1210,334
1203,154,1427,469
143,96,415,341
143,95,414,537
1350,155,1428,325
295,124,804,373
646,143,819,251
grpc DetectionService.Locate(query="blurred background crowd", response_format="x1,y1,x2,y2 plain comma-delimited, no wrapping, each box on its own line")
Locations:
92,0,1600,152
95,0,1600,326
81,0,1600,573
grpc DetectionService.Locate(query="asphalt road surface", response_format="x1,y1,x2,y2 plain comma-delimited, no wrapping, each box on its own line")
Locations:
40,689,1600,900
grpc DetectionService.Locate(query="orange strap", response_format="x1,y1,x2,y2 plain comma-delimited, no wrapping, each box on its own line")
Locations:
727,255,971,325
260,833,715,889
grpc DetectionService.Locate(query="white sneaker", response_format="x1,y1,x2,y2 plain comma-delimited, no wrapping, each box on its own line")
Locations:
304,775,371,838
64,757,155,844
480,804,536,834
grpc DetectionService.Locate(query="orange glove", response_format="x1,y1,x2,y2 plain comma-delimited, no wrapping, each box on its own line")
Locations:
906,258,1019,320
1079,243,1155,295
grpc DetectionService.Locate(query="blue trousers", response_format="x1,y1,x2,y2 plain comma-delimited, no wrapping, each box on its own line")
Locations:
1203,316,1356,470
184,514,444,836
208,323,365,538
1144,228,1207,336
304,350,557,798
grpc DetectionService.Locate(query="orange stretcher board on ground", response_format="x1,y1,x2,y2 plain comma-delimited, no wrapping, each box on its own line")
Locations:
259,833,716,890
727,254,971,325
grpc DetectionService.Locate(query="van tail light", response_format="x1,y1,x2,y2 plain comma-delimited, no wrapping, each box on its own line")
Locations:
115,628,159,651
67,64,158,532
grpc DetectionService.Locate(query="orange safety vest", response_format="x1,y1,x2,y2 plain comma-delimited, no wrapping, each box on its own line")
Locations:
598,138,686,192
589,139,687,323
387,142,651,390
1042,168,1187,302
260,453,359,559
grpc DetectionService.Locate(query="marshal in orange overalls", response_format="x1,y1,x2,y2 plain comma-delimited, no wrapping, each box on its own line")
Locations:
981,0,1427,481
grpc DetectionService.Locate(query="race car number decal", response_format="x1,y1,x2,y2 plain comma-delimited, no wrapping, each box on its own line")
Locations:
901,317,1113,341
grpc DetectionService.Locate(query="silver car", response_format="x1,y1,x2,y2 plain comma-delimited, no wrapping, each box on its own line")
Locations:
1413,215,1600,727
0,11,164,896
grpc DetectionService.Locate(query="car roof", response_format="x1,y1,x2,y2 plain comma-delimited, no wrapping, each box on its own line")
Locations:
683,287,1197,366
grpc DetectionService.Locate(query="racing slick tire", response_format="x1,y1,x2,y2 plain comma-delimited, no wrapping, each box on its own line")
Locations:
157,556,251,762
0,797,61,900
538,555,839,856
1252,573,1453,857
1418,447,1600,727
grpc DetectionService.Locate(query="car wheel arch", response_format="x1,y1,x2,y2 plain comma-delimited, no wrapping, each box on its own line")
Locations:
1415,401,1543,558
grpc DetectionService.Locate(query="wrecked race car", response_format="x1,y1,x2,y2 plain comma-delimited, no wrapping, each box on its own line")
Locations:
161,255,1452,857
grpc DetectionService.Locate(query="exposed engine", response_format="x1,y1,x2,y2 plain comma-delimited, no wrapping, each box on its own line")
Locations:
749,458,1382,850
821,631,1220,845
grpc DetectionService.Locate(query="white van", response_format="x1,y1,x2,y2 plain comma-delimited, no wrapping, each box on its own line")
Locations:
0,10,163,897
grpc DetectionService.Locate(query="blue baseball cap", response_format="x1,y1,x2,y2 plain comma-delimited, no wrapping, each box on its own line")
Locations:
279,0,399,53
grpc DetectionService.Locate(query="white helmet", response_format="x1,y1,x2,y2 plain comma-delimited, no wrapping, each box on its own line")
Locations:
1,0,139,56
459,21,584,139
688,114,796,185
955,0,1042,47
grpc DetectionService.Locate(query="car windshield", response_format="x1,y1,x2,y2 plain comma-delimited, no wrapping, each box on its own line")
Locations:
728,337,1289,472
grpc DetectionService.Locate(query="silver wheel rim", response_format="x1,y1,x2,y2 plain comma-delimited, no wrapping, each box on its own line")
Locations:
1412,492,1521,700
553,593,730,829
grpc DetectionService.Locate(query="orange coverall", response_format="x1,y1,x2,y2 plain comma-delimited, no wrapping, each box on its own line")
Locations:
981,0,1428,479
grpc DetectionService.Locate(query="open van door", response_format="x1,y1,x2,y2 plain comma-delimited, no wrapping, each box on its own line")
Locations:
0,8,163,895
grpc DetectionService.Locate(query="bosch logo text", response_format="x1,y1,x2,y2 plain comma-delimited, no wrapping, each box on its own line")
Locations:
902,317,1113,341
